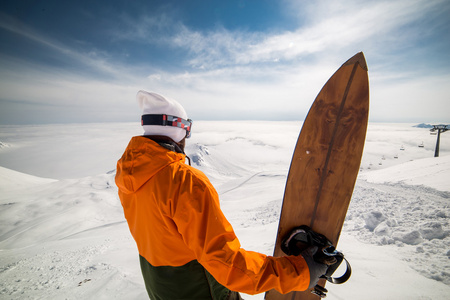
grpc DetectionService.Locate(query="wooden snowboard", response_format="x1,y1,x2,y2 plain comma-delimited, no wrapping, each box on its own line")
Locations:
265,52,369,300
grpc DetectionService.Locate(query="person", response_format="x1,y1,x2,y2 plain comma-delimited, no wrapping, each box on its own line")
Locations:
115,90,328,300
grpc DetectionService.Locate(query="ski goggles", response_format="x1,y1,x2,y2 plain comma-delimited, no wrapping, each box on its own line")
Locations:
141,114,193,138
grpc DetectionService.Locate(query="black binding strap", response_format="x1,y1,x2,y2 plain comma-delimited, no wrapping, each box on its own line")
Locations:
282,225,352,285
322,256,352,284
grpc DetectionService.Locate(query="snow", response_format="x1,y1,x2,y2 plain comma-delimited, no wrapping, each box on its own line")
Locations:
360,155,450,192
0,166,56,191
0,121,449,299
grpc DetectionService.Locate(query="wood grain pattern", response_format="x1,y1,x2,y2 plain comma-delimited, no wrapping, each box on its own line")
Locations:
265,52,369,300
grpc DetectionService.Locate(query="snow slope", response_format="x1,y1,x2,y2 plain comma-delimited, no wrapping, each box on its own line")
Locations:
360,155,450,192
0,122,449,299
0,166,56,191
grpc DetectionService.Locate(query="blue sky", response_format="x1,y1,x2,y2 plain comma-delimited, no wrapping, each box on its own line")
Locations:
0,0,449,124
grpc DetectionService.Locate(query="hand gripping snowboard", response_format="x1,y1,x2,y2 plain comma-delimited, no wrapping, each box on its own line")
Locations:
265,52,369,300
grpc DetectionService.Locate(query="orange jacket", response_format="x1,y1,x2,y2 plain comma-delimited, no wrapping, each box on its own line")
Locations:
115,136,311,295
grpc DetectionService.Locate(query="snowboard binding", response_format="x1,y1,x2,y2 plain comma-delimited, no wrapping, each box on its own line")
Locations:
281,225,352,298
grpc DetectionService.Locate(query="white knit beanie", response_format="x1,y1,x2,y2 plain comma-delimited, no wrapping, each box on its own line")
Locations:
137,90,189,142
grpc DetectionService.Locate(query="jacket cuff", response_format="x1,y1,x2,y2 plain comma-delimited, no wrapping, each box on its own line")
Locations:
284,255,311,291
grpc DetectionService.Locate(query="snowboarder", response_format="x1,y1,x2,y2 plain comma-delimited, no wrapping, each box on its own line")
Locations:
115,90,328,299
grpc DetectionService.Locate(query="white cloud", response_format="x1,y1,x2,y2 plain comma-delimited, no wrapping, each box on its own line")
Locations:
140,0,449,122
0,53,142,124
1,0,449,123
370,73,450,122
0,13,135,82
110,11,176,43
158,0,448,71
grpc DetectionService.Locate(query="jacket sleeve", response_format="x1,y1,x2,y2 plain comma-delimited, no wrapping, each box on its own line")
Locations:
169,167,311,295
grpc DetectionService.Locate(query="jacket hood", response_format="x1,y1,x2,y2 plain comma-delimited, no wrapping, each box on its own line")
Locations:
115,136,186,194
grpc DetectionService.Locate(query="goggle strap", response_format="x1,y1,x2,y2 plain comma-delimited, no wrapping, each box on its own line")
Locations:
142,114,192,131
142,114,192,138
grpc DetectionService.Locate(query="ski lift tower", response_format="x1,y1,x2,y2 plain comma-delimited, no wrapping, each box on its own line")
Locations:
430,125,448,157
